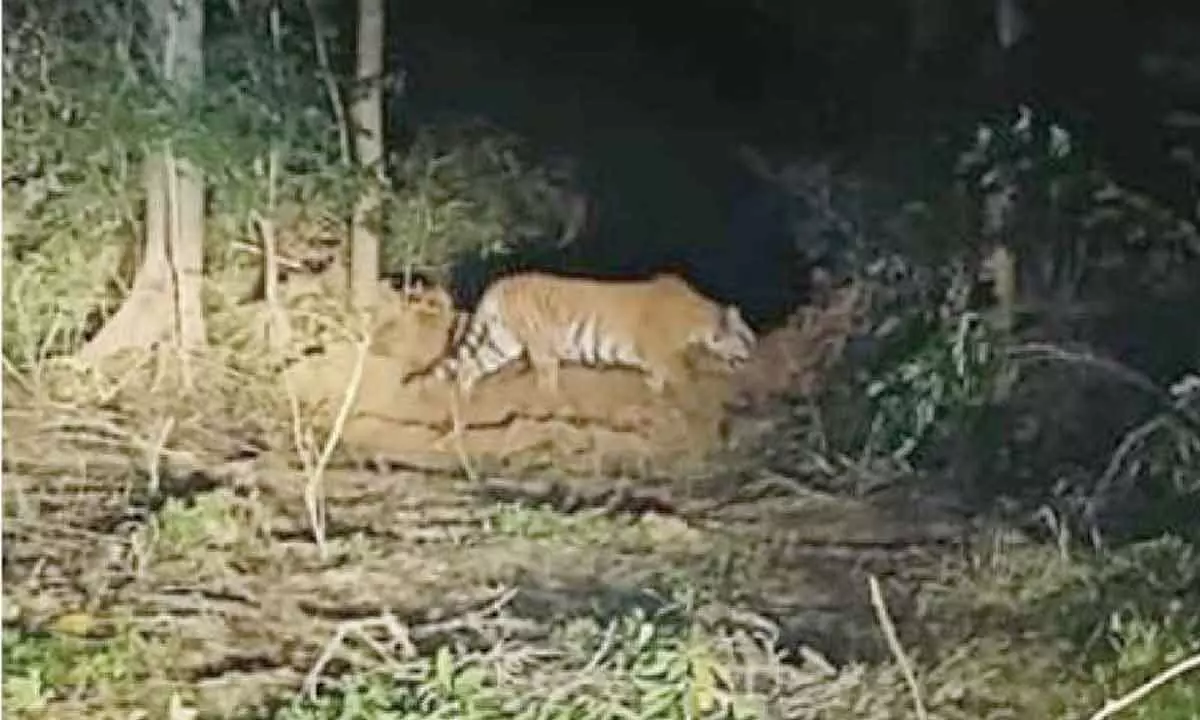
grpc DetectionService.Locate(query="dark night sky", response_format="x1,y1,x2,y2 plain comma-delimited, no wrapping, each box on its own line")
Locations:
380,0,1198,325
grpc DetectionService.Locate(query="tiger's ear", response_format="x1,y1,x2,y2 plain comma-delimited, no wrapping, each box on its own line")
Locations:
723,304,745,328
724,305,755,342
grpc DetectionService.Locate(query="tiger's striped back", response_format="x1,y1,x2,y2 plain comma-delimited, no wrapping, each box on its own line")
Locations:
433,271,756,395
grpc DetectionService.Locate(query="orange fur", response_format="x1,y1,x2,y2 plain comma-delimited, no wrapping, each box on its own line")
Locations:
434,272,756,395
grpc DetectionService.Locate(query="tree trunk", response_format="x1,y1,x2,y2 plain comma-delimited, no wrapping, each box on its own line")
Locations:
168,0,207,360
80,155,175,361
350,0,385,310
80,0,206,372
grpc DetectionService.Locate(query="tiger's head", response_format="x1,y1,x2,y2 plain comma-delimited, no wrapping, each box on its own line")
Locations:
695,305,756,368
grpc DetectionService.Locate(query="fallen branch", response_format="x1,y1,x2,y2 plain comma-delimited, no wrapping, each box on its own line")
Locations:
1087,652,1200,720
302,587,519,699
1007,342,1200,434
868,575,928,720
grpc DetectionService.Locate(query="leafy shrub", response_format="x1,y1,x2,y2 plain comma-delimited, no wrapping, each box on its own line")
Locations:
384,119,585,283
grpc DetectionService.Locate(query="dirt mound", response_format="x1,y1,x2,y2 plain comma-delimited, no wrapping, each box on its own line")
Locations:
279,280,863,473
283,286,734,473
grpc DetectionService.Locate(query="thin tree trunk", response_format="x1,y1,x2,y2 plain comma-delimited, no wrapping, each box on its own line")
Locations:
983,243,1017,337
168,0,207,360
350,0,384,310
80,155,174,361
79,0,206,370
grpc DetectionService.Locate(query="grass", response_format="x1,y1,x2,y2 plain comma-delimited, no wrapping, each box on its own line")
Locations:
261,525,1200,720
2,619,183,719
5,449,1198,720
3,296,1197,719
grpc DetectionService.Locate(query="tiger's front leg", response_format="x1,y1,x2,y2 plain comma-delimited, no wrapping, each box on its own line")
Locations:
528,351,562,394
641,352,684,396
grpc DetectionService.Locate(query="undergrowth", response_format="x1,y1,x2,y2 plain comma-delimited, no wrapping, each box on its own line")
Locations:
265,533,1199,720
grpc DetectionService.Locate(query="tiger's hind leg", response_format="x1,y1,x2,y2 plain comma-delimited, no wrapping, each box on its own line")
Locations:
457,346,520,398
454,320,524,397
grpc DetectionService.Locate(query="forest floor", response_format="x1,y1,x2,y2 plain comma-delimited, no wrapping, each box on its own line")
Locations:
3,283,1195,719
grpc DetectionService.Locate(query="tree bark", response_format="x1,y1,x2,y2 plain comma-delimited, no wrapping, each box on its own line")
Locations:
80,155,174,361
80,0,206,370
350,0,385,310
168,0,207,358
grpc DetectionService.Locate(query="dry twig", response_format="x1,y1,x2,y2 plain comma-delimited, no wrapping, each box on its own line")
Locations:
302,587,519,699
302,0,352,165
282,330,372,557
447,388,480,482
1008,342,1200,434
1087,652,1200,720
868,575,928,720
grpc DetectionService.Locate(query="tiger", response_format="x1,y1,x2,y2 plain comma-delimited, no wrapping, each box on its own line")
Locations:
427,271,757,396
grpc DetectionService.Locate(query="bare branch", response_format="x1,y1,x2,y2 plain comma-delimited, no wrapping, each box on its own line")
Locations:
1088,653,1200,720
868,575,928,720
302,0,352,166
